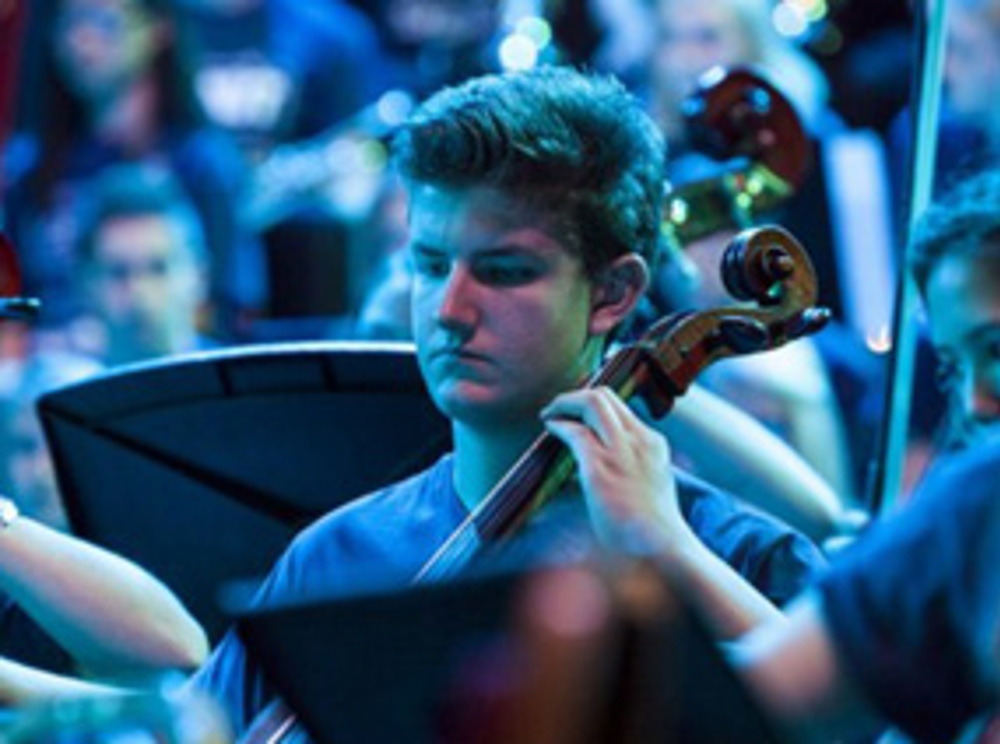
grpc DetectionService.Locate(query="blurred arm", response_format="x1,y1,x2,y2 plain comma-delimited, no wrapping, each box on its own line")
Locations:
0,516,208,680
733,594,879,743
664,384,846,541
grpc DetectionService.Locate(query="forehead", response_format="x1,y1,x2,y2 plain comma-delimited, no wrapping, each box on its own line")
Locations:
94,213,180,258
407,184,572,256
59,0,145,20
926,252,1000,346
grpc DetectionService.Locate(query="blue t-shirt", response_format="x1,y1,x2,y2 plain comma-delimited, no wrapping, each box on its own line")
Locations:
190,455,825,738
820,441,1000,743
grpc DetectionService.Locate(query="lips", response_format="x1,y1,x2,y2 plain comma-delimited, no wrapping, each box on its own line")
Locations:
430,345,490,363
429,347,496,381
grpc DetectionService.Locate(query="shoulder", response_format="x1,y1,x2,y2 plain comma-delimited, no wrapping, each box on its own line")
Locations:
258,456,461,602
816,440,1000,741
676,469,826,606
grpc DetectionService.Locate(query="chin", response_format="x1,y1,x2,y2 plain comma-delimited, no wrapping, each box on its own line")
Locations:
433,388,532,429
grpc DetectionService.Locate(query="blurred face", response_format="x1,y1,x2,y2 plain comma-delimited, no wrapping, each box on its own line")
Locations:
54,0,162,102
88,213,203,363
409,185,602,430
386,0,499,46
926,249,1000,441
945,5,1000,127
651,0,754,130
6,406,68,531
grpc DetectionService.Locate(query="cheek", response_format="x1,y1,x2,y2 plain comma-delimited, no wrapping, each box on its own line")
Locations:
98,283,129,312
501,293,589,361
410,286,434,334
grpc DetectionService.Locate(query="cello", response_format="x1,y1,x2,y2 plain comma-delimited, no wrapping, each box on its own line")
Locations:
241,223,830,742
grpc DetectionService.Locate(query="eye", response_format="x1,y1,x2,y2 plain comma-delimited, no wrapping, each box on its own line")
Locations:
101,263,132,283
412,251,450,279
147,258,171,277
473,258,542,287
935,356,961,393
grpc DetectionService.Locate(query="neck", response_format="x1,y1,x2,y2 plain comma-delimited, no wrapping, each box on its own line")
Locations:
451,417,543,512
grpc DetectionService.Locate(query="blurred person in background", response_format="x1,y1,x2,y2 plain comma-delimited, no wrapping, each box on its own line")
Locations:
909,171,1000,455
3,0,254,346
892,0,1000,192
173,0,387,164
738,432,999,744
171,0,394,339
940,0,1000,166
76,163,214,367
642,0,894,506
0,349,101,531
738,169,1000,744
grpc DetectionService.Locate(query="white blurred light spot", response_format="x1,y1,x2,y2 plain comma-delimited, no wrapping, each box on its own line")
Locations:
772,3,809,38
499,33,539,71
668,198,690,225
788,0,828,21
866,324,893,354
376,90,415,127
516,16,552,49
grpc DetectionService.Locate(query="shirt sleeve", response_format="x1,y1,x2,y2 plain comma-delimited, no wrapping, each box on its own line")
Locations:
675,469,827,607
819,443,1000,743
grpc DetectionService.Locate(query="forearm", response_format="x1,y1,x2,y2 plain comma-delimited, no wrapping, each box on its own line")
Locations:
733,594,880,742
0,656,121,707
0,519,207,676
666,386,843,541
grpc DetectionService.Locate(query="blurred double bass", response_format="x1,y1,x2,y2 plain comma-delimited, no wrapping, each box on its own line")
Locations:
660,66,811,255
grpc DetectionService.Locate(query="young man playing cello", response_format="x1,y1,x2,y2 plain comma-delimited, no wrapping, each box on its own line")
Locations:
189,65,824,739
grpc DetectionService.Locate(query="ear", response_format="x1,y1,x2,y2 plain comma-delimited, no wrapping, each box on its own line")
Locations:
588,254,649,337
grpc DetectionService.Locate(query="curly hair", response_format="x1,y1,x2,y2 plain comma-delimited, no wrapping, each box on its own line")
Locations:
392,65,667,278
910,170,1000,294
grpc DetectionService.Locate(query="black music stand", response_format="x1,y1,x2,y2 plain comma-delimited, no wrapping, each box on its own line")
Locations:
236,563,788,744
39,342,450,640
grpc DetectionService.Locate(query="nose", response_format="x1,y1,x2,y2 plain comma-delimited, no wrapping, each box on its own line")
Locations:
435,264,478,340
